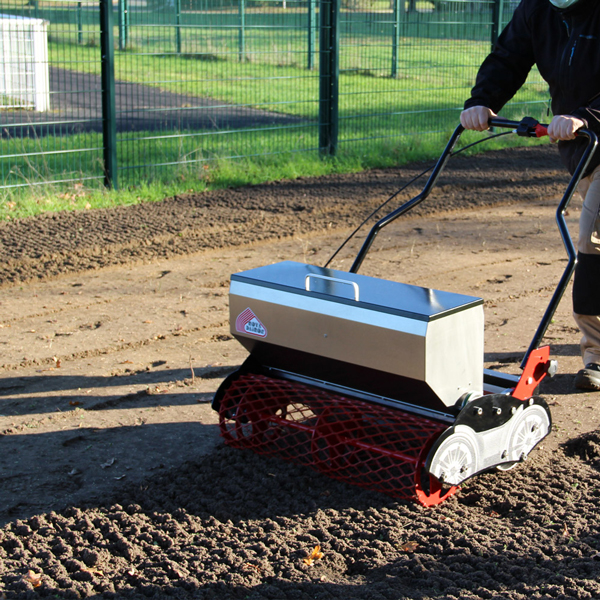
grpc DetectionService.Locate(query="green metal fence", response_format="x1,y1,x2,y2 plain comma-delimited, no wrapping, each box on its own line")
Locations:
0,0,545,192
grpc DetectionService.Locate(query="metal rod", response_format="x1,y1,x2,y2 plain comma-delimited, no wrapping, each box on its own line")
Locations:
100,0,118,190
391,0,401,78
307,0,316,70
319,0,339,157
238,0,246,62
520,129,598,367
175,0,182,54
349,124,465,274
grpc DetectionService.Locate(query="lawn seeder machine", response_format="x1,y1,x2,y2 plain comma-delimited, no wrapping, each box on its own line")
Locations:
211,117,598,506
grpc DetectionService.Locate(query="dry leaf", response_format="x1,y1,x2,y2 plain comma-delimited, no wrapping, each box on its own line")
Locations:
303,545,324,566
69,401,81,407
101,458,116,469
488,510,500,518
400,541,419,553
562,523,569,537
82,567,104,577
25,570,42,588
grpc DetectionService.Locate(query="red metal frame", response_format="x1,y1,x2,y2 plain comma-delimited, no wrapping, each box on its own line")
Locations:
218,373,458,506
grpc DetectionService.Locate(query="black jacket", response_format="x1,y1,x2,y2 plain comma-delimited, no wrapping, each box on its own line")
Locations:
464,0,600,174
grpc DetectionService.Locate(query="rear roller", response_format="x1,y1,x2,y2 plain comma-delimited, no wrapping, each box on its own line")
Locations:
217,372,457,506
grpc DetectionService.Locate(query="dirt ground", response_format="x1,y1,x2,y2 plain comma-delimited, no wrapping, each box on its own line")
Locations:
2,143,600,599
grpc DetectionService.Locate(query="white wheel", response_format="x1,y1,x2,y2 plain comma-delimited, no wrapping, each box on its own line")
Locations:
428,426,479,486
506,404,550,463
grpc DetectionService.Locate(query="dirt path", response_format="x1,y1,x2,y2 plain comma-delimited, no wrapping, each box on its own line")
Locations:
1,144,600,599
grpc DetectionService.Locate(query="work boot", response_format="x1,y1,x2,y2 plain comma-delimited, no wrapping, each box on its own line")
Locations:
574,363,600,390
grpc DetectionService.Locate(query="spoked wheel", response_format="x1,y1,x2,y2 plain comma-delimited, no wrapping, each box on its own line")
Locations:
414,434,459,507
425,426,479,487
505,403,551,463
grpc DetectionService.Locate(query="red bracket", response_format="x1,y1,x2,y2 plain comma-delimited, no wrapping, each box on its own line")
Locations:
512,346,552,400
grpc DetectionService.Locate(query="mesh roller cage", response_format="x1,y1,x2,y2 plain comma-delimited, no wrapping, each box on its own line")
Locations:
218,373,458,506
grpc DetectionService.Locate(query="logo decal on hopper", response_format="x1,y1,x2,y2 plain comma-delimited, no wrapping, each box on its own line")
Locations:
236,308,267,338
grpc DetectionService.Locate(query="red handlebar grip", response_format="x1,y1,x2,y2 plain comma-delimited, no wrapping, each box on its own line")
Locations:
535,124,548,137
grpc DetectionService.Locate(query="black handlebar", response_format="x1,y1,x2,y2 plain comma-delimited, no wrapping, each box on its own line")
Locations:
349,116,598,368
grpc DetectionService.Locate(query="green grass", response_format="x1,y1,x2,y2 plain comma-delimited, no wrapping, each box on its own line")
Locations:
0,118,549,221
0,3,550,219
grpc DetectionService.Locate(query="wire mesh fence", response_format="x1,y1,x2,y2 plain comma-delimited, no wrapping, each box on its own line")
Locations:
0,0,546,193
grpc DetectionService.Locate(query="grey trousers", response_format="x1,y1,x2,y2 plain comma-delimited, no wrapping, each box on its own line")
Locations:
573,164,600,366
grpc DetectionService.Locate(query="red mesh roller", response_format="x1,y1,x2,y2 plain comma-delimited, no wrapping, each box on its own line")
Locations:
218,373,458,506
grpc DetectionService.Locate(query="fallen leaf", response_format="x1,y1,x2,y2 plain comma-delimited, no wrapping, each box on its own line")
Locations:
303,545,324,566
562,523,569,537
101,458,116,469
400,541,419,553
69,401,82,407
82,567,104,577
488,510,501,518
24,570,42,588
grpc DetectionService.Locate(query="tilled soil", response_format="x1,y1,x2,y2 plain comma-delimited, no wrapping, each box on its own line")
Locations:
0,145,568,286
2,143,600,599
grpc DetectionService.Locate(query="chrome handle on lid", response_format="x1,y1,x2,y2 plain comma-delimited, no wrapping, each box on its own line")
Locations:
305,274,360,301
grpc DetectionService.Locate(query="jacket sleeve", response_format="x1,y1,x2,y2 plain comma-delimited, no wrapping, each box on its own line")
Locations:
571,98,600,137
464,3,537,112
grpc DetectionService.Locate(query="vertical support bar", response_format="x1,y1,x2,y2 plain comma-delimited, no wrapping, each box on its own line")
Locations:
100,0,118,189
175,0,182,54
77,2,83,45
391,0,401,78
239,0,246,62
118,0,128,50
491,0,504,48
318,0,339,156
307,0,316,70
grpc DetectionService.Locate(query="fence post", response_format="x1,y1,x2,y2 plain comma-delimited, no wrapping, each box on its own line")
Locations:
100,0,118,190
319,0,339,156
491,0,505,48
175,0,182,54
118,0,129,51
391,0,402,78
307,0,316,70
77,2,83,45
239,0,246,62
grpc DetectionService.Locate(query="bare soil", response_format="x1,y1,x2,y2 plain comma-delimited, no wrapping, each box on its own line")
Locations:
1,144,600,599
